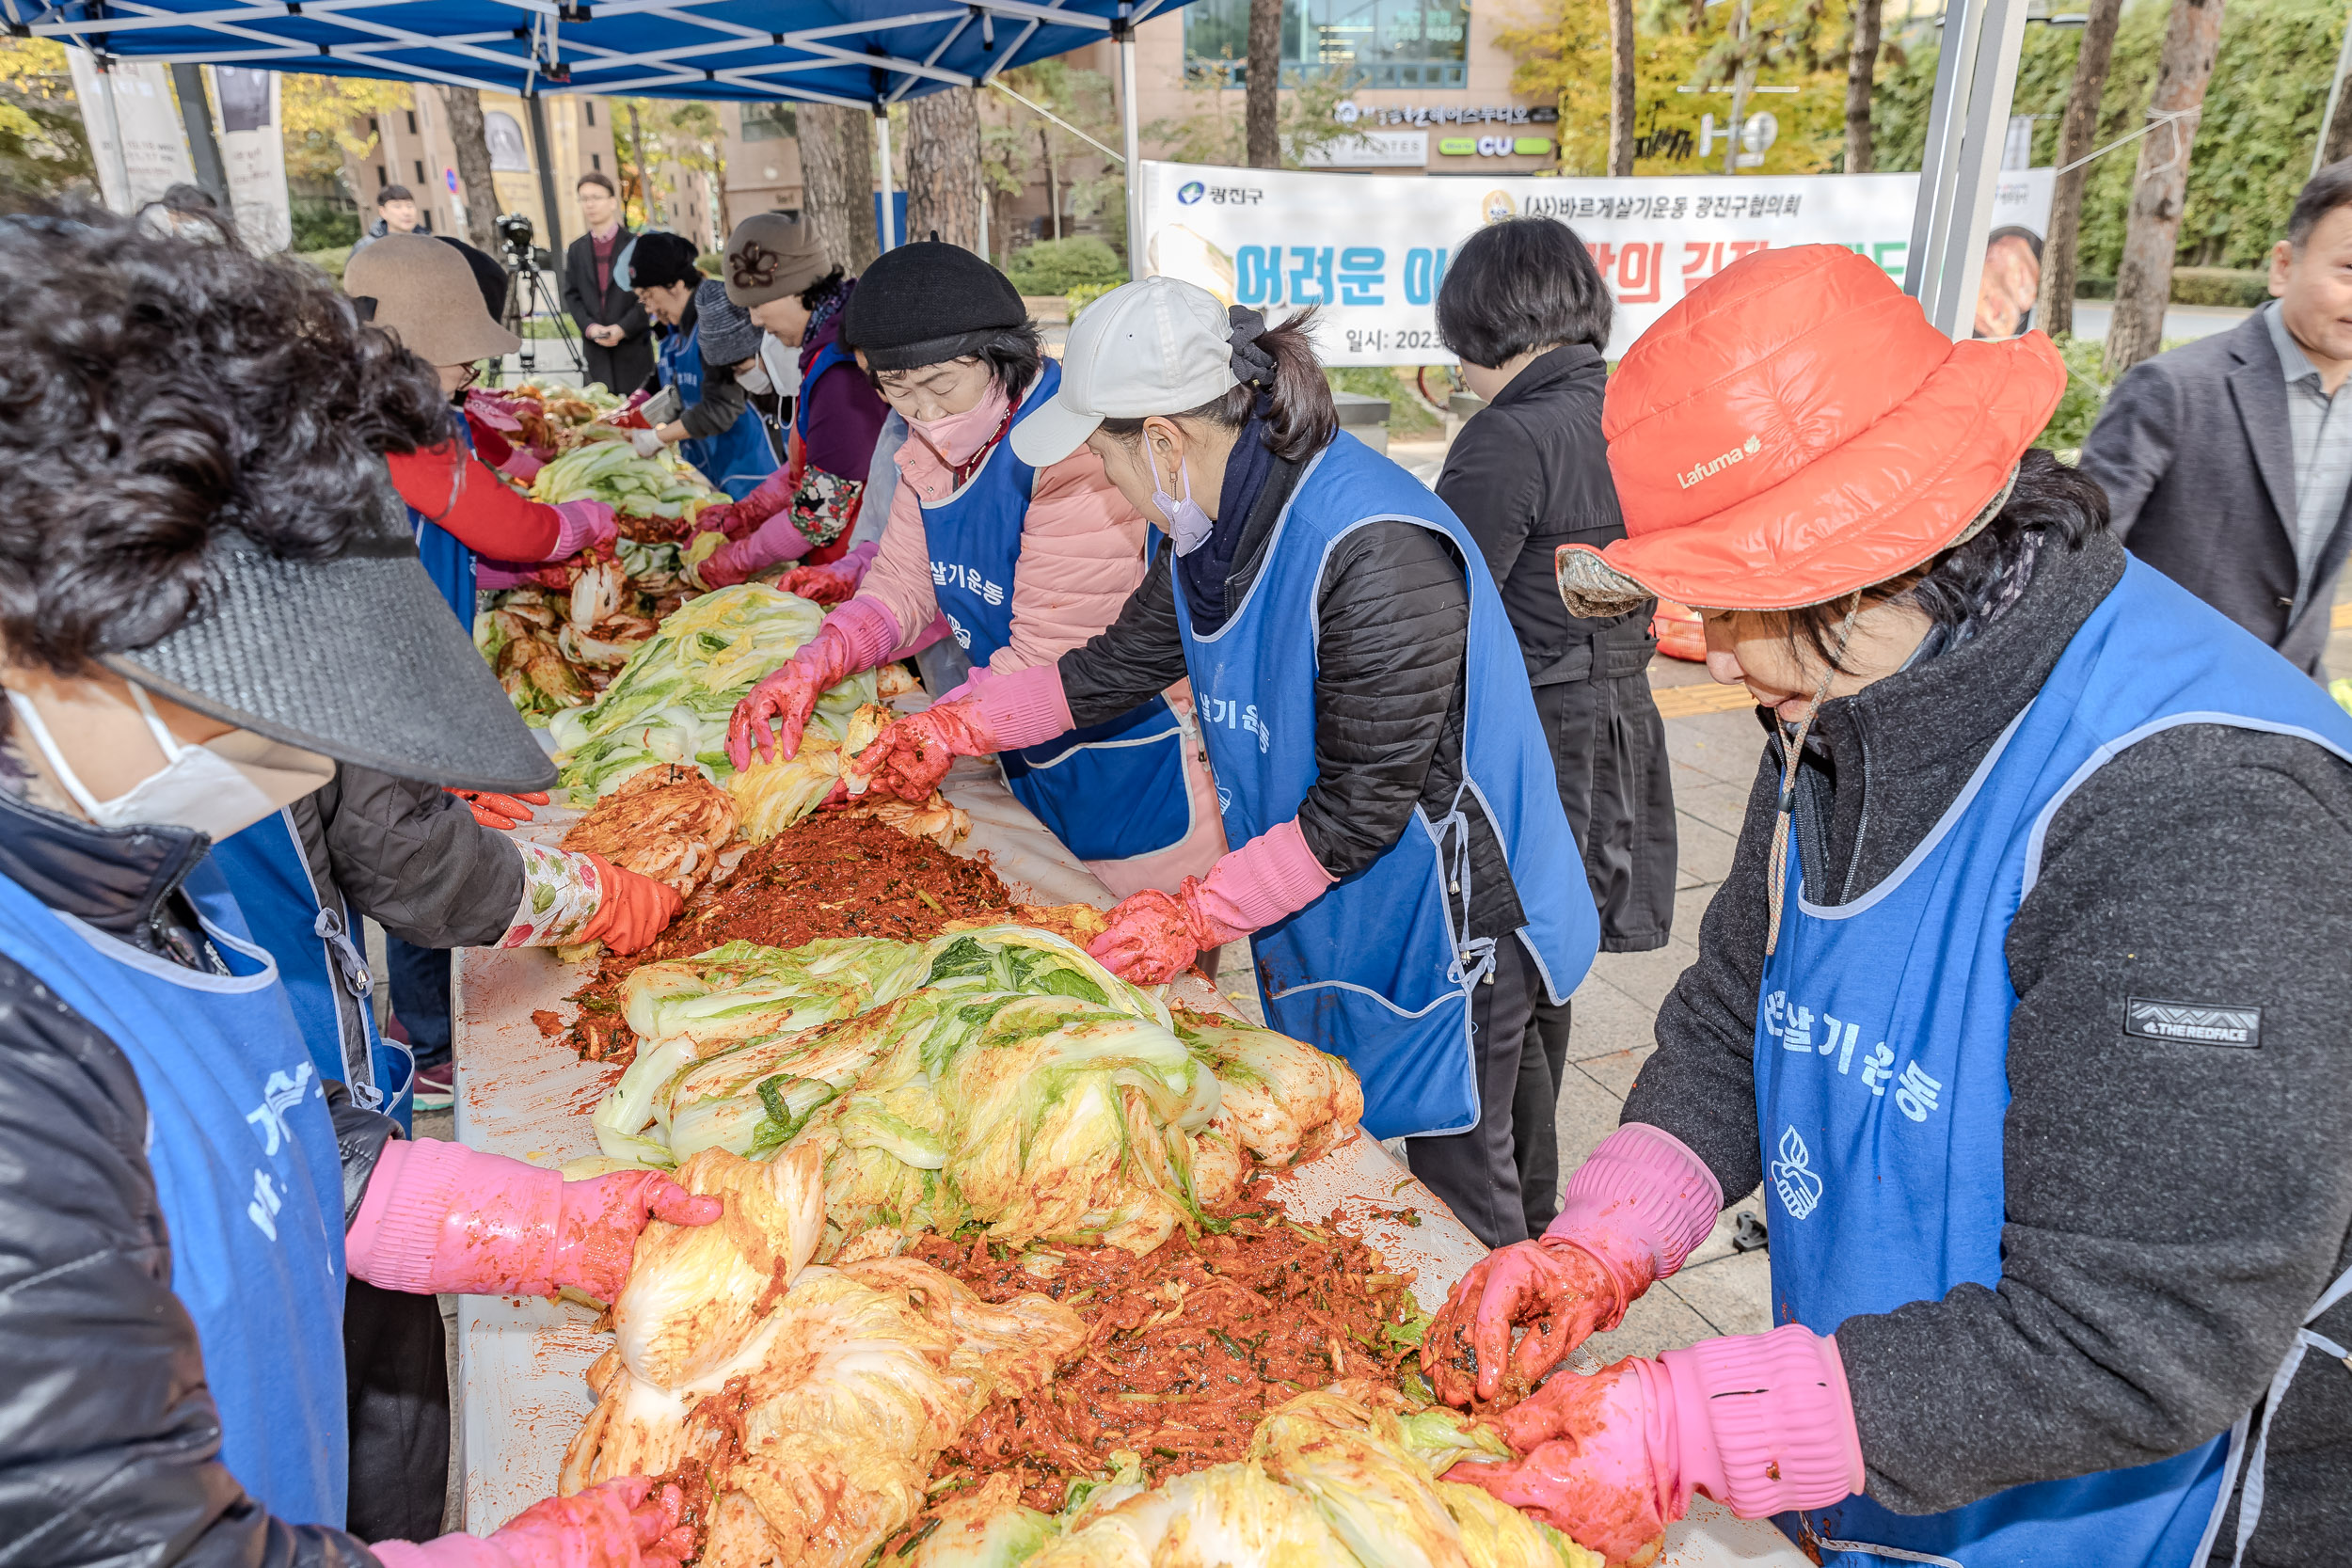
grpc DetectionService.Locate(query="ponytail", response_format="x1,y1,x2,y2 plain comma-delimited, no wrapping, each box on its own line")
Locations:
1100,306,1336,463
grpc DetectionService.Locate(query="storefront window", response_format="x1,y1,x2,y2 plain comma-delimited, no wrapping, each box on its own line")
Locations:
1185,0,1469,89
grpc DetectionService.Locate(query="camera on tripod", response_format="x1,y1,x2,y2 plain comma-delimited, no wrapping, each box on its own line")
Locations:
494,211,540,268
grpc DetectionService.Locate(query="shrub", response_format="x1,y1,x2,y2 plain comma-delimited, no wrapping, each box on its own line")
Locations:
288,198,360,251
1006,236,1125,296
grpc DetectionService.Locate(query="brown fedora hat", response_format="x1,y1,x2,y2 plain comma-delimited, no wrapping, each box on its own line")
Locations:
344,232,521,369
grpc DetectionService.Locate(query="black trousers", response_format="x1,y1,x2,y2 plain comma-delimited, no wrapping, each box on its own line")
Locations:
343,1279,451,1540
1516,995,1573,1237
581,332,655,397
1407,939,1545,1247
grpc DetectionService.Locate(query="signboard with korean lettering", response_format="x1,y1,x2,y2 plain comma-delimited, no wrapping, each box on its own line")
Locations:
1138,162,2055,365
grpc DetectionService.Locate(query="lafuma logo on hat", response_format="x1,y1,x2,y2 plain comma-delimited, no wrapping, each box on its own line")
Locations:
1678,433,1763,490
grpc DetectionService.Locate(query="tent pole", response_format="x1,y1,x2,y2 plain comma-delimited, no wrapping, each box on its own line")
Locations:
1119,7,1141,274
1899,0,2027,338
527,93,566,260
876,106,897,250
171,64,230,209
91,56,134,214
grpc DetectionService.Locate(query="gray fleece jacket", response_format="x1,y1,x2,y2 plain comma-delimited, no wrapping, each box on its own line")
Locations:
1623,529,2352,1565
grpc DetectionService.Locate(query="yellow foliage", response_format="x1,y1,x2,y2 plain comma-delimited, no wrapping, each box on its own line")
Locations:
277,72,413,182
1498,0,1853,178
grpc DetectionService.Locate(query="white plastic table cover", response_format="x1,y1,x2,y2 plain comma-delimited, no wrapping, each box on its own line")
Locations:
448,761,1804,1566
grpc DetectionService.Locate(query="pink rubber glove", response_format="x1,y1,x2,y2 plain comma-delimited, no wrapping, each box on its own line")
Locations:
346,1138,722,1301
370,1476,693,1568
691,535,756,589
724,596,899,769
1089,818,1334,984
548,499,617,560
777,538,881,605
841,660,1078,800
1426,1123,1722,1404
1452,1327,1865,1566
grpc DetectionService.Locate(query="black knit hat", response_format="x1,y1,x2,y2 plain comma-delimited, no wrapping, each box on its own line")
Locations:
841,239,1027,370
626,230,705,292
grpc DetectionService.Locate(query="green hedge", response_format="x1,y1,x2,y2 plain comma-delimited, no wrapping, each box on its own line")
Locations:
1875,0,2344,277
2071,267,2272,307
1006,237,1126,295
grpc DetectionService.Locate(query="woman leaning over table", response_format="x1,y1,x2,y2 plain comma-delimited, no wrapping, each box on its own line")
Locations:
1421,245,2352,1568
723,241,1227,905
843,277,1602,1248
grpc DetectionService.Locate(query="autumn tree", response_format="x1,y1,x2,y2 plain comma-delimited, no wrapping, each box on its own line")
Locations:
2036,0,2126,337
1246,0,1282,167
2106,0,2228,373
0,38,90,195
438,86,499,250
1844,0,1881,172
908,86,982,249
799,103,879,273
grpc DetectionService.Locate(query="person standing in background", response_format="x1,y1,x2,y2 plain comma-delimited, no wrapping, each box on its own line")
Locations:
353,183,421,251
1433,217,1677,1236
683,213,892,592
562,170,654,394
2079,161,2352,677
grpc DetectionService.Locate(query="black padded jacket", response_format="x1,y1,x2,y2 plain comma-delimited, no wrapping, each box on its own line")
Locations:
1057,438,1528,942
1622,531,2352,1564
0,787,391,1566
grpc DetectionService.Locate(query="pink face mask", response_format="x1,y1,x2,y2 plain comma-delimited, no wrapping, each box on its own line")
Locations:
907,384,1011,467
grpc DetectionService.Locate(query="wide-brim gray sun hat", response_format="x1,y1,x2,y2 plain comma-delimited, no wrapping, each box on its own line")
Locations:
103,470,556,793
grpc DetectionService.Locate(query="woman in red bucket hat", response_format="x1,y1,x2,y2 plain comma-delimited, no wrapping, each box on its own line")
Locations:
1422,245,2352,1568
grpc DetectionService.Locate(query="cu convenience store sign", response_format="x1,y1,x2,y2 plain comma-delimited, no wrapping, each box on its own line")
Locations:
1140,163,2055,366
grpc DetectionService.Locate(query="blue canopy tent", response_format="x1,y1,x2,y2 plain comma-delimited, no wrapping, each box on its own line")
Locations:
17,0,1181,254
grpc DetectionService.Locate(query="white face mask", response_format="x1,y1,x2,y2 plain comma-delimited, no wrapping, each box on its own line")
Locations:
1152,451,1216,557
8,685,335,843
738,362,774,397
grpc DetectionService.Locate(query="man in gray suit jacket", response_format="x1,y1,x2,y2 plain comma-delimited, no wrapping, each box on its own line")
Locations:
2081,162,2352,676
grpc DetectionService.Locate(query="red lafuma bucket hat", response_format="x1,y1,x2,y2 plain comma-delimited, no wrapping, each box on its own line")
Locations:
1555,244,2067,616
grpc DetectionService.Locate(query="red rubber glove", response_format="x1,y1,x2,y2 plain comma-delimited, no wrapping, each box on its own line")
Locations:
1088,818,1335,985
691,500,748,541
776,551,865,606
450,789,550,831
1087,884,1235,986
726,619,867,769
1424,1123,1723,1405
368,1476,693,1568
1425,1238,1630,1408
346,1138,723,1301
575,854,682,956
1452,1327,1864,1567
843,700,1001,800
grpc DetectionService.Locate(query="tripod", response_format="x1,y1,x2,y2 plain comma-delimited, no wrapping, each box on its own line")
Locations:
491,251,582,386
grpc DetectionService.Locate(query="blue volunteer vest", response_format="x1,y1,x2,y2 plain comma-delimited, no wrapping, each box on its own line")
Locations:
407,417,481,630
212,809,414,1132
1171,434,1598,1138
795,341,855,444
0,858,349,1527
1757,560,2352,1567
660,314,782,501
924,358,1195,864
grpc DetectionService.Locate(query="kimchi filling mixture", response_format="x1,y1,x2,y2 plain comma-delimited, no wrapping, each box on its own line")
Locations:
911,1179,1424,1513
564,814,1016,1061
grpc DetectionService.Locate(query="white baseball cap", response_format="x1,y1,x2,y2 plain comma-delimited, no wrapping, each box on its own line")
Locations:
1011,276,1242,467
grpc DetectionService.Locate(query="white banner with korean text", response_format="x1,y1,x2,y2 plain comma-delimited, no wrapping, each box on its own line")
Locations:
1137,163,2054,365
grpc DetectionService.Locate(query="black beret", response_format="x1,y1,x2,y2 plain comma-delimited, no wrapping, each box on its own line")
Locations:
840,239,1027,370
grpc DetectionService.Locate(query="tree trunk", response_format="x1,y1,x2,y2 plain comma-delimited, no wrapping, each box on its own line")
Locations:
1246,0,1281,167
2036,0,2125,339
1042,127,1062,240
1722,0,1754,176
1844,0,1882,174
2105,0,2227,375
1608,0,1636,175
2325,48,2352,166
799,103,879,274
439,86,499,251
907,87,982,249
